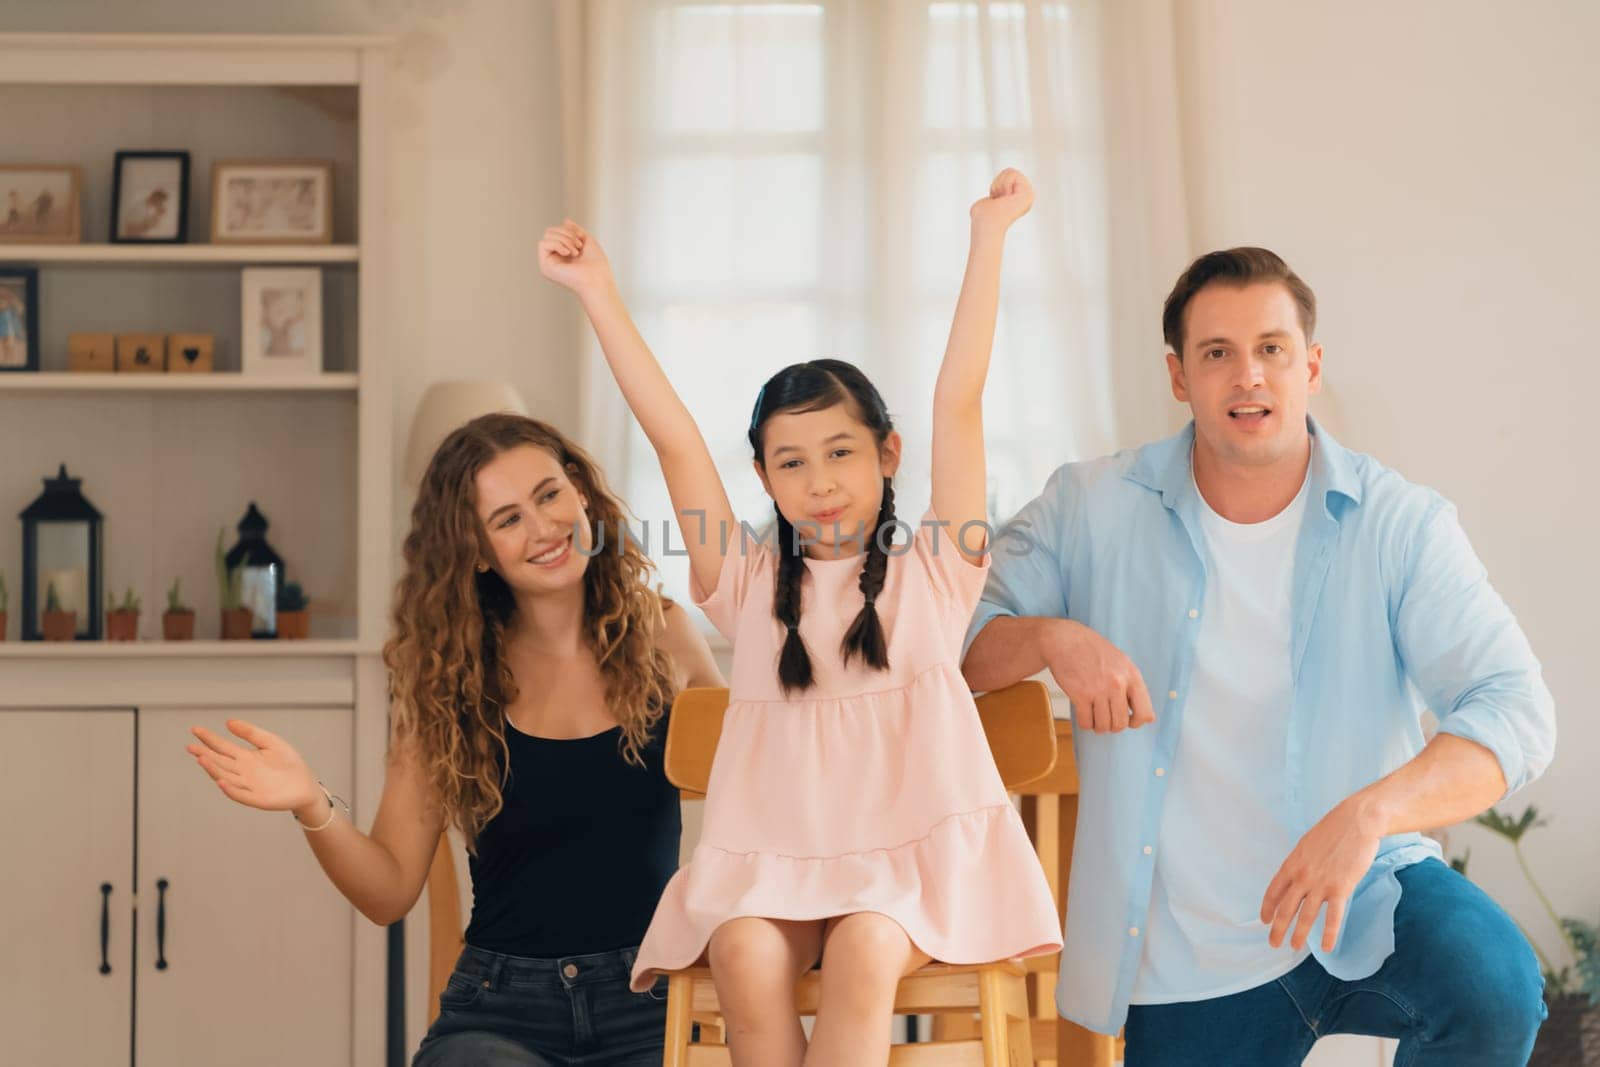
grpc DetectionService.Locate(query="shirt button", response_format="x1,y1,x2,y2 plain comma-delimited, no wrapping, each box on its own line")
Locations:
1167,690,1178,700
1143,845,1153,855
1188,609,1199,619
1154,767,1166,777
562,964,578,978
1129,926,1140,937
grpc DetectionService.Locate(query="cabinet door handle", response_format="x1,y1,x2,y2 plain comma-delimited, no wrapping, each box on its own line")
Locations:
156,878,170,970
99,883,113,975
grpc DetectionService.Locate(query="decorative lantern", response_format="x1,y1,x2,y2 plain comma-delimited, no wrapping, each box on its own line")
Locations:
225,502,284,638
19,464,104,641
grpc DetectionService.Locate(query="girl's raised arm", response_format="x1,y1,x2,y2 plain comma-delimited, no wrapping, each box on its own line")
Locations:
930,169,1033,563
540,222,735,595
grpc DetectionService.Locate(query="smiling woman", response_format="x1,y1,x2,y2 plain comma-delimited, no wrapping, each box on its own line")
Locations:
186,412,724,1066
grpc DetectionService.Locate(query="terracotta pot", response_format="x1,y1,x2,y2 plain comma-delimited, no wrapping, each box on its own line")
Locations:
277,609,310,640
106,610,140,642
42,610,77,642
0,610,7,641
220,608,253,640
1532,992,1600,1065
163,610,195,641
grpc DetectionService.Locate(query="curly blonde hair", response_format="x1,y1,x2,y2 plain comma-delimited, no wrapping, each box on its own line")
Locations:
382,413,675,848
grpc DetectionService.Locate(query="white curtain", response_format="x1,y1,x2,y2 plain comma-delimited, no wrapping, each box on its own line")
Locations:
559,0,1189,610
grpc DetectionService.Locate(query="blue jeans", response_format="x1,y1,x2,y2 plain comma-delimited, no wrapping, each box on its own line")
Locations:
1123,859,1547,1066
413,945,668,1066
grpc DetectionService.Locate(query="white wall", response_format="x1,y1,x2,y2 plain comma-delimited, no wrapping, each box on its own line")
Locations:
1170,0,1599,1055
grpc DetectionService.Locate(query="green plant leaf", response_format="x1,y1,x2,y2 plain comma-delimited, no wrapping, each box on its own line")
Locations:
1475,804,1546,843
1562,918,1600,1005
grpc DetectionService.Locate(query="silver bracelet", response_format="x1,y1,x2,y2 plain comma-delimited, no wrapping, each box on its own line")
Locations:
294,782,350,833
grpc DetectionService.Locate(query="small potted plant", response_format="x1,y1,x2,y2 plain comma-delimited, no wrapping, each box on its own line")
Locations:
276,581,311,640
162,578,195,641
0,569,9,641
42,580,77,641
1457,806,1600,1064
105,586,141,642
215,528,252,640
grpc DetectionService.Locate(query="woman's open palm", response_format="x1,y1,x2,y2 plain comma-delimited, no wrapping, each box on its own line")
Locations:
187,719,321,813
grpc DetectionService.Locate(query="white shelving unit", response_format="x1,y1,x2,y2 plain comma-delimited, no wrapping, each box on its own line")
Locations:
0,242,361,265
4,372,361,393
0,33,393,1067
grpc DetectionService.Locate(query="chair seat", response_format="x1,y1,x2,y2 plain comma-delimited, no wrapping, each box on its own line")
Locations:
668,958,1028,1015
664,958,1033,1067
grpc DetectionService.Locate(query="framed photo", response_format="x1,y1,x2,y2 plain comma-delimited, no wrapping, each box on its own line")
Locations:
241,268,322,376
111,150,190,243
0,164,82,244
0,267,41,372
212,160,334,245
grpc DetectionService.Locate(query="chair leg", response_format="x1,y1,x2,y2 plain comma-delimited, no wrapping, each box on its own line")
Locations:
663,972,695,1067
1005,973,1033,1067
1057,1018,1117,1067
978,966,1012,1067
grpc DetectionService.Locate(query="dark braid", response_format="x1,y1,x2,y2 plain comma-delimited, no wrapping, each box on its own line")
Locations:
772,505,815,692
840,478,893,671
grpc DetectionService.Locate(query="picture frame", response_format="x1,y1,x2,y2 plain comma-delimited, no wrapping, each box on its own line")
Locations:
241,268,322,376
0,164,82,244
0,267,41,373
211,160,334,245
110,150,190,244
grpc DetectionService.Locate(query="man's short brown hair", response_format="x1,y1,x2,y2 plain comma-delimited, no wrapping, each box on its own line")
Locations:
1162,247,1316,355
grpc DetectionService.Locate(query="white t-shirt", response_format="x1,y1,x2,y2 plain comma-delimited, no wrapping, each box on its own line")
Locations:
1131,470,1312,1004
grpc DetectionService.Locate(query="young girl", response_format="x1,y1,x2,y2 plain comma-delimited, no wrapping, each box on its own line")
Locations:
539,169,1061,1066
188,414,722,1066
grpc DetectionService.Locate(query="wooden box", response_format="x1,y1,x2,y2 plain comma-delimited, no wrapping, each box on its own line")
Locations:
67,332,117,373
166,333,215,373
116,333,166,373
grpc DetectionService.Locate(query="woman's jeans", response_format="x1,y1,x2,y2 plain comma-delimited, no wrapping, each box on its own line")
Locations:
413,944,667,1066
1123,859,1547,1065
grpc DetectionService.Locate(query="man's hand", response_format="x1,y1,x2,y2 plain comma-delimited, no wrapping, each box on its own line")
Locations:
1042,618,1156,733
1259,798,1384,953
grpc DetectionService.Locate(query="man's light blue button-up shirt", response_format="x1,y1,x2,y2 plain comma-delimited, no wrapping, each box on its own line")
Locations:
962,418,1555,1035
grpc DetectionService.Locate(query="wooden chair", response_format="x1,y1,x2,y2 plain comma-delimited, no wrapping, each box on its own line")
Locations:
426,832,465,1025
422,682,1122,1062
952,717,1124,1066
661,681,1058,1067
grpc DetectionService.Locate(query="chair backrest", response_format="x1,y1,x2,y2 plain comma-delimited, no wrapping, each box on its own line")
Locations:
665,680,1057,798
427,833,465,1024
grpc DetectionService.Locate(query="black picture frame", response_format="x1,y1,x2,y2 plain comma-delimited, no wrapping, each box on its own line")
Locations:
110,150,191,244
0,265,40,373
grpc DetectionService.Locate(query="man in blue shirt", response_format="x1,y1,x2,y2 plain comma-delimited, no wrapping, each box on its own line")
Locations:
962,248,1555,1065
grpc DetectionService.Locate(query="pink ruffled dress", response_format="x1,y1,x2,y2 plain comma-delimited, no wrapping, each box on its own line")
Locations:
630,511,1062,991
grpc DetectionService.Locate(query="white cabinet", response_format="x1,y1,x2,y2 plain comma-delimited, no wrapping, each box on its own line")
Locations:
0,32,395,1066
0,710,135,1067
136,707,354,1066
0,705,354,1067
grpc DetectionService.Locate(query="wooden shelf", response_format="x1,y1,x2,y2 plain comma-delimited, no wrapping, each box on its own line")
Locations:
0,639,374,658
0,372,359,394
0,243,360,266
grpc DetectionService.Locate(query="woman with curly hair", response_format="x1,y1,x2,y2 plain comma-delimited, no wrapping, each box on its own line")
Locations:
186,413,723,1066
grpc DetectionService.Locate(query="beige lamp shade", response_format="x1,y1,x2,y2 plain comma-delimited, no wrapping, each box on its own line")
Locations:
404,380,530,486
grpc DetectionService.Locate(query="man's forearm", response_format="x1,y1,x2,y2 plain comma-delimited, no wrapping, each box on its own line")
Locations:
1345,733,1508,838
962,616,1056,692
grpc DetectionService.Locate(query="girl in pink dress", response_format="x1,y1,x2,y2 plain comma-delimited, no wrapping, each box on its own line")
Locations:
538,169,1061,1066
